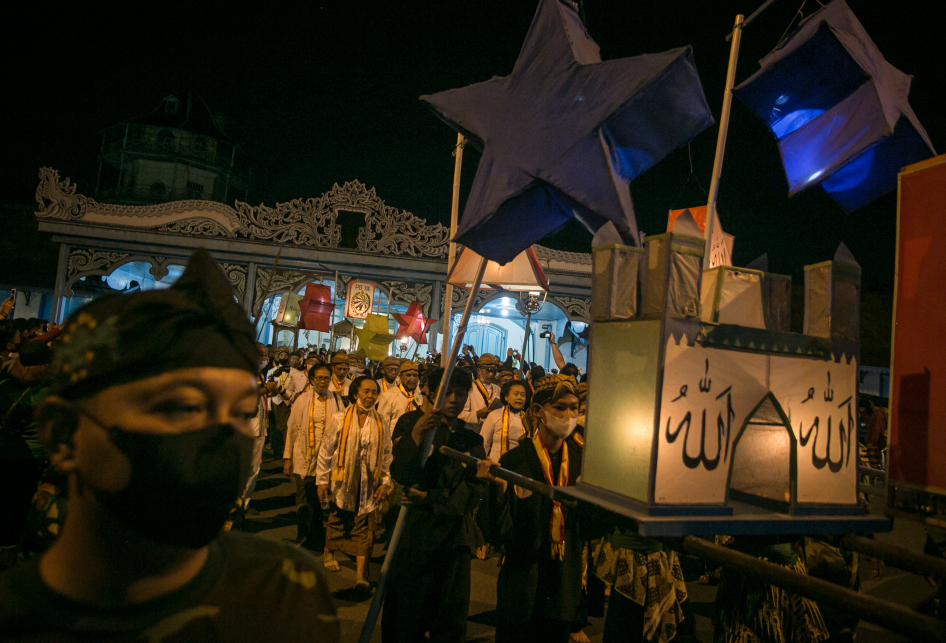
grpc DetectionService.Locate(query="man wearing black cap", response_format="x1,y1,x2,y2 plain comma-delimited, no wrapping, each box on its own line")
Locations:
383,366,486,643
0,249,339,641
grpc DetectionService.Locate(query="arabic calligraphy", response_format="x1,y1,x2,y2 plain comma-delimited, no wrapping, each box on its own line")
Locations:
665,358,735,471
797,372,854,473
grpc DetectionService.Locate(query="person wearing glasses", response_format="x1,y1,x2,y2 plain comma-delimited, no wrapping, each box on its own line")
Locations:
284,363,346,550
459,352,502,433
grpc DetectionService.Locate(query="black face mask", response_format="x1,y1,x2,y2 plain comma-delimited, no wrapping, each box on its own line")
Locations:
85,416,253,549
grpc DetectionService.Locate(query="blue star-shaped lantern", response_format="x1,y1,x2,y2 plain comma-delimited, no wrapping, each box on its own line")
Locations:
421,0,714,265
733,0,936,211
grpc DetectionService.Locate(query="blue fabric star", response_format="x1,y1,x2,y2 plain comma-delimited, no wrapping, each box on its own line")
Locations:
421,0,714,264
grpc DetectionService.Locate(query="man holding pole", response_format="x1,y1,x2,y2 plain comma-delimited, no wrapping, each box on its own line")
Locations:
381,366,486,643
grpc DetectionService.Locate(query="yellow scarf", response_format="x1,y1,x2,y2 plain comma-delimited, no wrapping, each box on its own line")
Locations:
500,407,517,455
532,432,569,560
332,405,385,485
572,432,584,448
398,384,420,411
332,374,346,391
307,390,329,459
475,379,492,405
380,378,393,393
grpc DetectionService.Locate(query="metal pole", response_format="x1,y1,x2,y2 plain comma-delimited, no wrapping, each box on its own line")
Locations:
441,134,465,366
329,271,338,351
359,257,487,643
439,446,576,506
840,534,946,580
682,536,946,642
703,14,744,270
253,247,283,342
520,312,532,375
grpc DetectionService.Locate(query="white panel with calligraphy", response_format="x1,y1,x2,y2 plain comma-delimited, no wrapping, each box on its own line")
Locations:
655,339,768,504
770,355,859,505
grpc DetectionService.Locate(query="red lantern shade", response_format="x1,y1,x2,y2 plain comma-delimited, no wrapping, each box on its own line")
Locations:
298,283,333,332
392,301,437,345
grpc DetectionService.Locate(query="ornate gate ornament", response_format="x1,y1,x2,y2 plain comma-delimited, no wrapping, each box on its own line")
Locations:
36,168,449,257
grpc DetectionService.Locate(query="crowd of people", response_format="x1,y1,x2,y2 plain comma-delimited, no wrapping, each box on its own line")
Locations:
0,252,898,643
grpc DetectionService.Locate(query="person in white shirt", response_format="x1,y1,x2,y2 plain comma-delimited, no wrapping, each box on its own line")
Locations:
481,380,529,462
265,347,298,461
459,352,502,432
329,351,351,397
377,360,423,430
283,364,346,550
317,375,392,591
286,351,320,404
375,356,401,395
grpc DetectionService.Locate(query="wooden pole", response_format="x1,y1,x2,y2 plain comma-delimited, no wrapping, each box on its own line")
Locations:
441,134,465,366
682,536,946,641
359,257,487,643
703,14,744,270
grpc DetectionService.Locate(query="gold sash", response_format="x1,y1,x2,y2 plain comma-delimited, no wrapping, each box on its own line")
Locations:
532,432,569,560
475,379,492,405
398,383,420,411
332,406,385,485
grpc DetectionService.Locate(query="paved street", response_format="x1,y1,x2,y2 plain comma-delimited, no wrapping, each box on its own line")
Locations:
243,455,935,642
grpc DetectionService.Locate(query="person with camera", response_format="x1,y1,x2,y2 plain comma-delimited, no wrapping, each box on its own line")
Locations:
316,375,391,590
284,363,345,551
0,249,339,641
285,350,320,405
382,366,486,643
459,351,502,433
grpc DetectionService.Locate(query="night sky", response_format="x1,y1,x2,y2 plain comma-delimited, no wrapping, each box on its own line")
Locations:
4,1,942,290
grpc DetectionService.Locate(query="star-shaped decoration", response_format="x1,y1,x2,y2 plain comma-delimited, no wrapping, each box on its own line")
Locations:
421,0,713,264
353,314,397,361
392,301,437,345
298,283,333,332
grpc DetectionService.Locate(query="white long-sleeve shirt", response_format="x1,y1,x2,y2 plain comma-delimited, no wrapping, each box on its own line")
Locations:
481,406,525,462
315,408,392,515
459,379,500,432
284,389,345,477
376,385,423,431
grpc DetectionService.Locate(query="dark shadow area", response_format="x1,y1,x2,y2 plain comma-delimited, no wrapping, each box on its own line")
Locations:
468,610,497,626
242,512,297,534
249,494,296,512
252,478,285,492
332,586,374,603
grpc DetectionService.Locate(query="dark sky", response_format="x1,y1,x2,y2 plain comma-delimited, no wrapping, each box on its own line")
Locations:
4,1,942,290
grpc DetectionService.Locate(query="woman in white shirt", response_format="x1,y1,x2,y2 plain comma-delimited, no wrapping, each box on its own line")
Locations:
481,380,530,462
316,375,392,591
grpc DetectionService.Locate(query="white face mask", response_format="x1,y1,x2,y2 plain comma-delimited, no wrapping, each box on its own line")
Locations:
542,408,577,439
576,414,586,428
356,398,375,412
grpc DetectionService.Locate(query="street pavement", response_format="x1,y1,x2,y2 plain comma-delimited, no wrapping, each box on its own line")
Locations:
243,455,936,642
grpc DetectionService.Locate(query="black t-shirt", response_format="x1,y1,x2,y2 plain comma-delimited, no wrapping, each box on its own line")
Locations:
0,531,339,642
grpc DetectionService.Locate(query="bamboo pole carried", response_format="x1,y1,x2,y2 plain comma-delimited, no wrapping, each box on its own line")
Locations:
440,134,465,367
703,14,744,270
359,256,487,643
439,446,577,507
681,537,946,641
